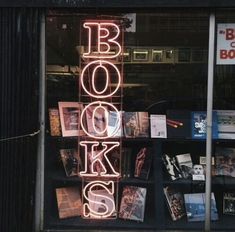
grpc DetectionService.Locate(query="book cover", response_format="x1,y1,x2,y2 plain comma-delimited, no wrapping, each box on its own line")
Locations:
216,110,235,139
191,111,218,139
121,147,132,178
223,192,235,215
85,105,108,138
163,186,186,221
123,112,149,138
175,153,193,179
199,156,215,176
215,147,235,177
134,147,152,180
48,108,61,136
60,149,82,177
56,186,82,219
150,114,167,138
58,102,84,137
119,186,147,222
162,154,183,180
107,111,122,138
86,189,116,219
166,110,191,139
184,192,218,222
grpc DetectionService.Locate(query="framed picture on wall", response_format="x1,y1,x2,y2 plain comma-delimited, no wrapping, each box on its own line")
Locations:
58,102,84,137
132,49,149,62
152,49,163,62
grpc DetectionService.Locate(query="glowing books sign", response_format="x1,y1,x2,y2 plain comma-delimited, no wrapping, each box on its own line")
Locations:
79,20,123,219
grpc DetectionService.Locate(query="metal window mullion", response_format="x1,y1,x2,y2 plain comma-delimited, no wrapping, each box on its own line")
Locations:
205,12,215,232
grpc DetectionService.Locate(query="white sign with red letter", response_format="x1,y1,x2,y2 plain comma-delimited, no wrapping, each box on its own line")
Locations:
217,23,235,65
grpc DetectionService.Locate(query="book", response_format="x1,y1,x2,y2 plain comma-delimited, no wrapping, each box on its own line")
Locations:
134,147,152,180
107,111,122,138
166,110,191,139
175,153,193,179
215,147,235,177
184,192,218,222
60,149,82,177
119,186,147,222
191,164,205,181
199,156,215,176
48,108,61,136
191,111,218,139
216,110,235,139
150,114,167,138
85,105,108,138
223,193,235,215
121,147,132,178
162,154,183,180
58,102,84,137
86,189,116,219
123,112,149,138
163,186,186,221
56,186,82,219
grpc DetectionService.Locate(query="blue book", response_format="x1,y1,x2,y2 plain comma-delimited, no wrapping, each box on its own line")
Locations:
191,111,218,139
184,193,218,222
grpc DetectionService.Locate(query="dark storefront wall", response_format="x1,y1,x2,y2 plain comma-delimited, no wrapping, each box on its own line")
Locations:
0,8,41,232
1,4,235,232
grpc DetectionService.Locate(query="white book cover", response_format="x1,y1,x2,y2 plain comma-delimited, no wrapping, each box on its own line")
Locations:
216,110,235,139
150,114,167,138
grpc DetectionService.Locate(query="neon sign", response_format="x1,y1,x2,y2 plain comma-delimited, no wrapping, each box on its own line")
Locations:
79,20,122,219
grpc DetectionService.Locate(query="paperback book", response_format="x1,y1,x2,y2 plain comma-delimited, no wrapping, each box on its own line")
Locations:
163,186,186,221
215,147,235,177
150,114,167,138
184,192,218,222
119,186,147,222
175,153,193,179
134,147,152,180
121,147,132,178
48,108,61,136
162,154,183,180
56,186,82,219
223,192,235,215
123,112,149,138
60,149,82,177
216,110,235,139
191,111,218,139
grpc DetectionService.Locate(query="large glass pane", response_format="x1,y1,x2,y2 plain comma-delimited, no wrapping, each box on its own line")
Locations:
44,10,209,231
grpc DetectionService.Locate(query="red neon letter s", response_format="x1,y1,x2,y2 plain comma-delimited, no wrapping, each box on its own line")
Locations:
83,181,115,218
83,22,121,59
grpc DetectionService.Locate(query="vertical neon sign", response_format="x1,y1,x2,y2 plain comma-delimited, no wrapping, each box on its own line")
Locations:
79,20,122,219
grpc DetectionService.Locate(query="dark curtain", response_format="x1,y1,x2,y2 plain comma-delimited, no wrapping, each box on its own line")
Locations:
0,8,41,232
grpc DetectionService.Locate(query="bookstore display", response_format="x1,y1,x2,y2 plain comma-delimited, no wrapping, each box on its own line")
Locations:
44,12,235,232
